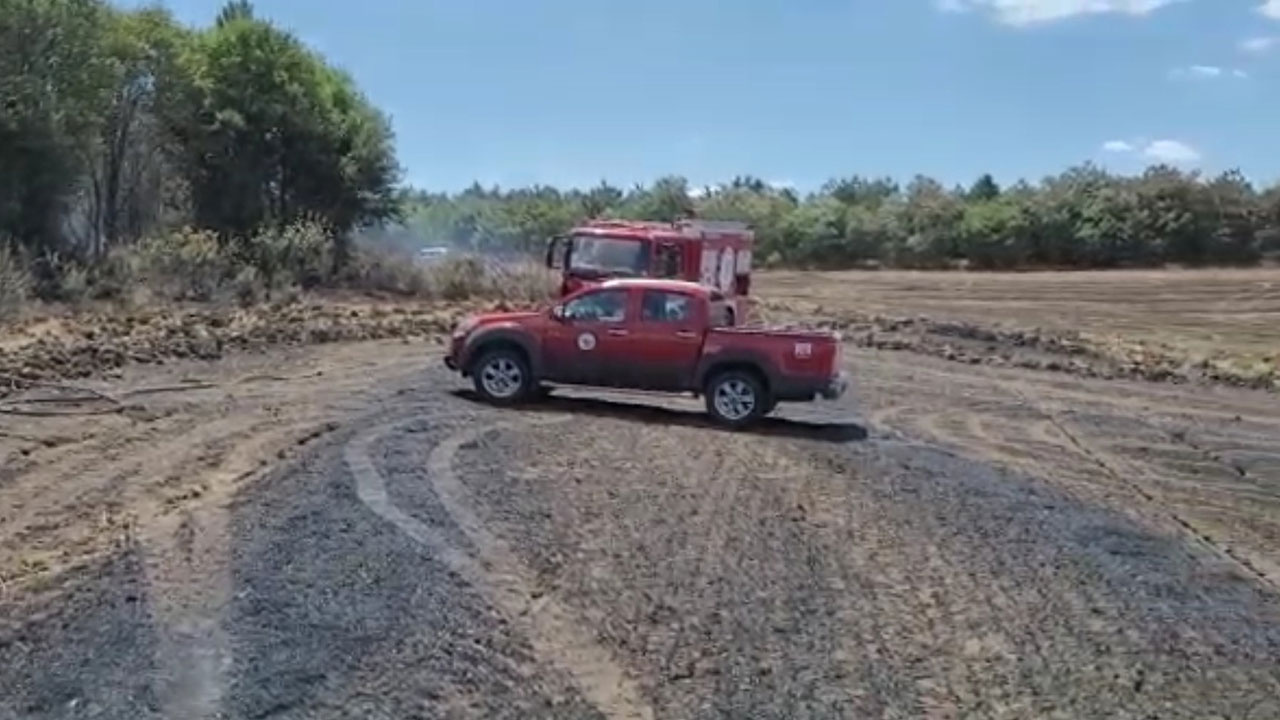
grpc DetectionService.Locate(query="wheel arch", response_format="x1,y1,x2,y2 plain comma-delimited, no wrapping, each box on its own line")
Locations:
698,358,773,397
462,329,539,378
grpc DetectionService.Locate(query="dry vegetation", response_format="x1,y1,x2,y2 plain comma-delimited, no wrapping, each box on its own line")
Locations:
0,231,556,391
758,267,1280,390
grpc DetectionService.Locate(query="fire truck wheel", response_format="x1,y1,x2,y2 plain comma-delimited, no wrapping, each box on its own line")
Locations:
705,370,766,428
472,348,533,405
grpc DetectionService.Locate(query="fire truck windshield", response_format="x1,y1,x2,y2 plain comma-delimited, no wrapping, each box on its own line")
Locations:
569,235,647,277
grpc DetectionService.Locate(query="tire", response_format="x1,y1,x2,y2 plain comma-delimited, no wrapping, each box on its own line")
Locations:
471,348,533,405
705,370,767,428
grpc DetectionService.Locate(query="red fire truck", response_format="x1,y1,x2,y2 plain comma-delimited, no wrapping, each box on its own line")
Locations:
546,219,755,323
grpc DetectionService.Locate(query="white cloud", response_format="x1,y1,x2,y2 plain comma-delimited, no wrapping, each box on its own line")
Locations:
1240,36,1278,53
1168,65,1250,80
1101,138,1201,165
938,0,1185,26
1170,65,1221,79
1142,139,1201,163
1261,0,1280,20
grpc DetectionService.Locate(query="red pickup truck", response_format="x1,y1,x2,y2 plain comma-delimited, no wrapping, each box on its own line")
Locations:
444,278,847,427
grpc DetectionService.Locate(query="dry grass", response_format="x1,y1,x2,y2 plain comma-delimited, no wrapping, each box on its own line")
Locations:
0,245,32,322
759,268,1280,383
344,249,557,303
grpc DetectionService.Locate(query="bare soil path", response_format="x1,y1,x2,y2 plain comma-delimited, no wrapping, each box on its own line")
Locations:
2,336,1279,718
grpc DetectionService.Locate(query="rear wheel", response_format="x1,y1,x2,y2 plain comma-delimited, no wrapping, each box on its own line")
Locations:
705,370,767,428
471,349,533,405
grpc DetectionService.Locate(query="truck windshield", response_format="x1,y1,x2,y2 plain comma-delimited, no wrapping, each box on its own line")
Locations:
570,235,647,277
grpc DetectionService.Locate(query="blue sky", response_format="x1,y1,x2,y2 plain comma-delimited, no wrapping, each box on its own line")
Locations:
131,0,1280,192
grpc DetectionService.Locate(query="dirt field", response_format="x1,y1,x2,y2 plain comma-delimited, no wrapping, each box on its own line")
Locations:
760,267,1280,358
2,272,1279,718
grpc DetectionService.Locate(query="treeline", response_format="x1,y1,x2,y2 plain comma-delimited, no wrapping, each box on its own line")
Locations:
1,0,398,303
395,168,1280,270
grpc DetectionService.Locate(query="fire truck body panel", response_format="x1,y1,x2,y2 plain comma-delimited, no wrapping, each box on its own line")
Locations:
548,220,755,321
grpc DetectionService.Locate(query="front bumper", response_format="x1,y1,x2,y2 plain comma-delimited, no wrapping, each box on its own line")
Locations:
444,334,466,372
821,372,849,400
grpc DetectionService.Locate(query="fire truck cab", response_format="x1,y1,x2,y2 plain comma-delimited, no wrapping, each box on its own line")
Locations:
546,219,755,323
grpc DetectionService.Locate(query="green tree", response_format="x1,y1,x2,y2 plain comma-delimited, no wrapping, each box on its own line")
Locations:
215,0,253,26
967,173,1001,202
1200,170,1261,264
0,0,114,251
958,198,1030,269
821,175,899,209
697,182,798,261
778,197,848,267
891,175,963,267
579,181,623,219
173,3,399,255
616,176,694,222
82,7,192,256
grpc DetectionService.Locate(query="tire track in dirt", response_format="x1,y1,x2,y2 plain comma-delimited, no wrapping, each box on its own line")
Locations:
144,417,344,720
347,417,656,720
857,350,1280,592
2,341,436,718
805,435,1280,718
1006,381,1280,591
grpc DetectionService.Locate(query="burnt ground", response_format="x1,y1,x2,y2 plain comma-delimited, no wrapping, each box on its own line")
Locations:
2,339,1279,719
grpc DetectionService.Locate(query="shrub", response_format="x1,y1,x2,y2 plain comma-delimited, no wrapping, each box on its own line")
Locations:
133,227,231,300
342,247,425,296
232,266,265,307
475,258,558,302
88,247,142,301
57,265,92,304
343,245,556,302
429,255,487,301
239,219,332,292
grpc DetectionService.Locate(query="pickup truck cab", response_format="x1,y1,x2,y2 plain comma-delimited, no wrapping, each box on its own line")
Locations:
444,279,847,427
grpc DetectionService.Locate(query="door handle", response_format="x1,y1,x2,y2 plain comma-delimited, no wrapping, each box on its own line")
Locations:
607,329,629,337
675,330,697,339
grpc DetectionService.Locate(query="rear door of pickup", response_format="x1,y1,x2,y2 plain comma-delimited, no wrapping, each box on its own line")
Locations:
626,289,706,391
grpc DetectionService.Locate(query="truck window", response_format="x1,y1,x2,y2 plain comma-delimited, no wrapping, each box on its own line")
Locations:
640,291,693,323
570,236,648,276
563,289,627,322
656,244,681,278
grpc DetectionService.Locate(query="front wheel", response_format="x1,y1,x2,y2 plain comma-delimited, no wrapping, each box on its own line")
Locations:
705,371,767,428
472,349,533,405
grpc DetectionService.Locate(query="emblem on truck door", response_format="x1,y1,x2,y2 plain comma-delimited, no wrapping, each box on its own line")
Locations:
577,332,597,351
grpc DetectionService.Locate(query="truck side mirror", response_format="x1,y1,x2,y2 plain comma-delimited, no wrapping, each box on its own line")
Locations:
551,304,566,321
547,236,568,269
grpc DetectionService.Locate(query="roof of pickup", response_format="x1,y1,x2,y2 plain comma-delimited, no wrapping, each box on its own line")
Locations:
598,278,719,298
